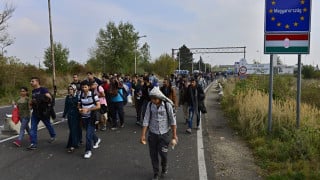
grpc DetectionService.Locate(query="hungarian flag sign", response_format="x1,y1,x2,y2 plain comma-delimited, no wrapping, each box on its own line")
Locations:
264,33,309,54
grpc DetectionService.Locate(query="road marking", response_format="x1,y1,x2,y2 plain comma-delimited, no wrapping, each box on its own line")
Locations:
0,105,11,109
0,112,63,144
197,116,208,180
197,83,213,180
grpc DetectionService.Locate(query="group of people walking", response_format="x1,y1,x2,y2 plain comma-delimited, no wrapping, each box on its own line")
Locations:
10,72,207,179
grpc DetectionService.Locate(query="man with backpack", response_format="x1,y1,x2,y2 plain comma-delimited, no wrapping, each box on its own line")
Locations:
78,81,101,159
28,77,56,150
140,87,178,180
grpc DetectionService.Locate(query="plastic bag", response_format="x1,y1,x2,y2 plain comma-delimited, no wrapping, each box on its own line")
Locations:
12,106,20,124
127,95,133,104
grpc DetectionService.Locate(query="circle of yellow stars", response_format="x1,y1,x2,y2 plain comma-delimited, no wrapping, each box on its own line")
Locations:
268,0,308,30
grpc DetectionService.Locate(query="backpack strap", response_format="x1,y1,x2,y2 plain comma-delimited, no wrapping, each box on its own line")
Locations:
79,90,97,107
148,101,171,127
119,88,126,101
164,101,171,127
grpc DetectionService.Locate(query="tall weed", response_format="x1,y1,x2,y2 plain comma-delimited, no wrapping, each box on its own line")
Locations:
222,76,320,179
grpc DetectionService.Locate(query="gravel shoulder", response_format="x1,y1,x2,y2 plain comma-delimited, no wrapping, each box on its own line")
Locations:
202,83,264,180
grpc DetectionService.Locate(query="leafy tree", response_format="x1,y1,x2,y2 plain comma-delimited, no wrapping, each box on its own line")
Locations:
91,21,150,74
138,42,151,74
196,56,206,72
68,60,86,74
44,42,69,73
152,54,177,77
302,65,316,79
177,45,193,71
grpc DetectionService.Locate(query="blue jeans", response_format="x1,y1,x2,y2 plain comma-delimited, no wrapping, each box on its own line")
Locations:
111,101,124,127
188,106,200,129
18,117,30,141
30,113,56,145
82,117,98,151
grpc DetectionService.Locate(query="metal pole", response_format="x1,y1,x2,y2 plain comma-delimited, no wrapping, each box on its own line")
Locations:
48,0,56,94
192,58,194,73
268,54,274,133
296,54,302,128
134,44,137,74
179,50,181,71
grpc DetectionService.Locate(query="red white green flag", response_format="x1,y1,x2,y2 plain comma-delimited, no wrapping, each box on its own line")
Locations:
264,33,310,54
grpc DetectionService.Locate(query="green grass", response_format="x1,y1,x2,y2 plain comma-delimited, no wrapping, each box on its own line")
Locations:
222,76,320,179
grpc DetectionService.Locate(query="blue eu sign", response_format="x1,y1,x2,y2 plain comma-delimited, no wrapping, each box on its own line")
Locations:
265,0,311,32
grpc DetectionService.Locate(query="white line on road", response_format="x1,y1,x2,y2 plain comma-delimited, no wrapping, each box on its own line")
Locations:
0,105,11,109
197,83,212,180
0,112,63,144
197,116,208,180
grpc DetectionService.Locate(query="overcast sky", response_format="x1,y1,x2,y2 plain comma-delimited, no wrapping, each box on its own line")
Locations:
5,0,320,67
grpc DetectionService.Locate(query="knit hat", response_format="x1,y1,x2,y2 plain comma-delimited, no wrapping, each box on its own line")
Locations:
149,87,174,106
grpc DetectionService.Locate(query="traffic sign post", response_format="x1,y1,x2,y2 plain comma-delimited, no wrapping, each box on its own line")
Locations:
264,0,312,131
265,0,311,33
264,0,311,54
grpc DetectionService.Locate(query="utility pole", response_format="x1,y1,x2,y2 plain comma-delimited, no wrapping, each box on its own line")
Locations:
48,0,57,95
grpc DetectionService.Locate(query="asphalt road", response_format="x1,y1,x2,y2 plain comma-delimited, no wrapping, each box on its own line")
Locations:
0,98,65,126
0,84,216,180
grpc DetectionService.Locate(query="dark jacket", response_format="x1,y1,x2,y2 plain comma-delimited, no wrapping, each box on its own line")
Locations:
187,84,205,115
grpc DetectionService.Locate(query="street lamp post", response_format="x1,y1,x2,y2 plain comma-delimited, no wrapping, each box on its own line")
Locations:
135,35,147,74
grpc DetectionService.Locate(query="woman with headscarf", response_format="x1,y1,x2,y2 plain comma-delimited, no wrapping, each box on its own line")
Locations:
62,84,81,153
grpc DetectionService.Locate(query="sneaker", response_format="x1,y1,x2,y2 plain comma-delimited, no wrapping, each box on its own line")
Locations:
111,127,118,131
186,128,192,134
27,144,37,150
160,169,168,178
84,151,92,159
120,123,125,128
48,137,56,143
135,121,141,126
93,138,101,149
13,140,21,147
152,173,159,180
67,147,75,153
100,126,107,131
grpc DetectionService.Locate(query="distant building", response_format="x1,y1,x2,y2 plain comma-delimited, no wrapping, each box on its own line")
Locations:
234,58,294,75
